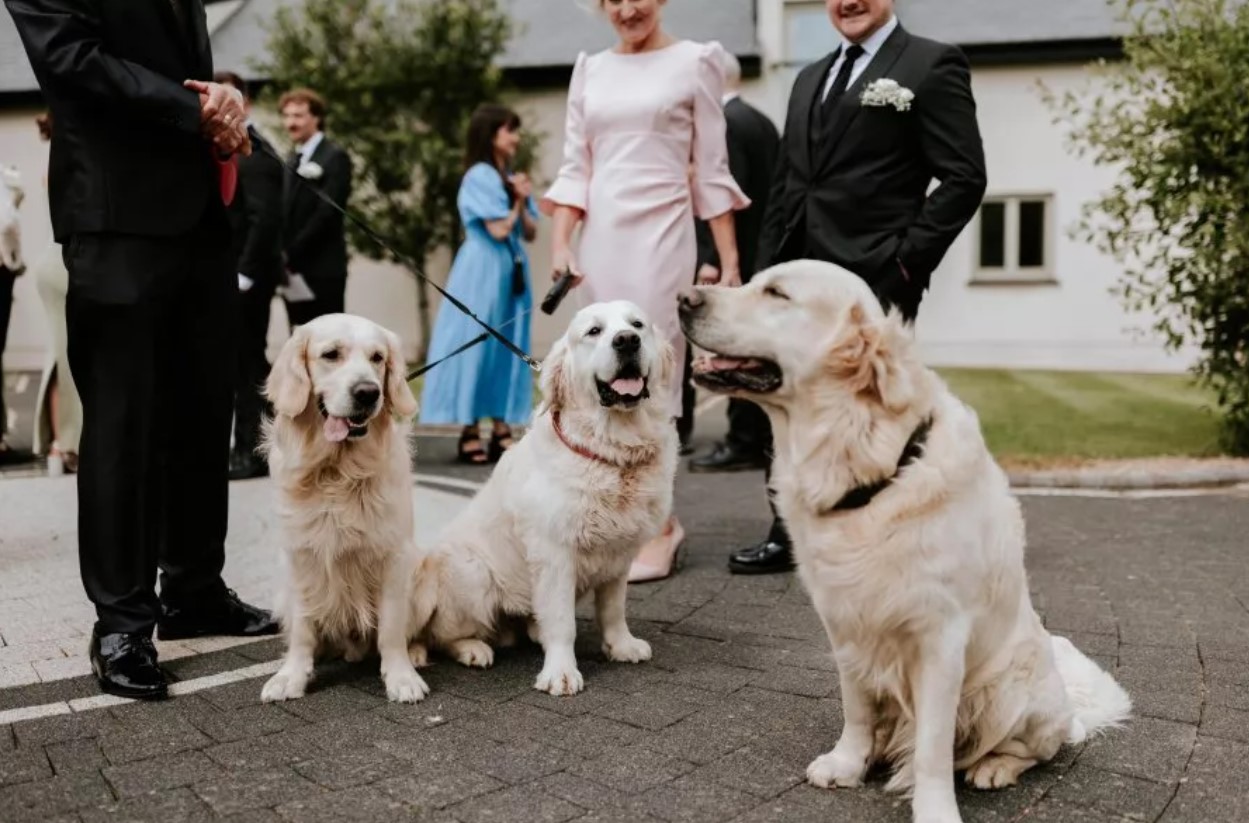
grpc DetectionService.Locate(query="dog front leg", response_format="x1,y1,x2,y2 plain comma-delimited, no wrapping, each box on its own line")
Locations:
909,621,970,823
262,605,316,702
596,575,651,663
531,554,583,696
377,550,429,703
807,650,876,789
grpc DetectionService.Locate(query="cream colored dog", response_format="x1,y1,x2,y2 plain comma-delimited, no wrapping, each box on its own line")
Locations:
681,261,1131,823
409,301,677,696
259,313,429,704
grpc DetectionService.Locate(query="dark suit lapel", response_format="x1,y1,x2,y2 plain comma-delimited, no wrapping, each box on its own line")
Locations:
817,25,910,172
154,0,197,70
797,51,837,174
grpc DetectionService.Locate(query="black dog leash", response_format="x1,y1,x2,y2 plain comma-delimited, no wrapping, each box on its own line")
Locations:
254,140,542,379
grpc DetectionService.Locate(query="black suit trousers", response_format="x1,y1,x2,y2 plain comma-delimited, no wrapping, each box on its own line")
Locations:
65,210,234,635
0,267,14,443
233,279,275,456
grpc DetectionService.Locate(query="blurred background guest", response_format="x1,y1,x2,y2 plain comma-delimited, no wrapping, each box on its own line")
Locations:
216,71,284,481
279,87,352,326
0,160,26,466
420,104,536,464
29,111,81,474
689,50,780,475
540,0,749,583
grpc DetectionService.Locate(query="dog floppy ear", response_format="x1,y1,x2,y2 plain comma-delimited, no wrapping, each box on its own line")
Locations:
267,326,312,417
538,336,572,413
384,329,418,419
826,302,915,412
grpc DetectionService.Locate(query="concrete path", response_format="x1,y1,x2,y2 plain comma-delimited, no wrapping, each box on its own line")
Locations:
0,435,1247,822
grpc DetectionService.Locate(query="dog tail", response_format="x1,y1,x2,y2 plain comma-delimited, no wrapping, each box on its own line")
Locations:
1051,634,1132,744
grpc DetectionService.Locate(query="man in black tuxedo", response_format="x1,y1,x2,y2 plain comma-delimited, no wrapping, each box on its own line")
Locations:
217,71,283,481
5,0,279,699
279,87,352,326
688,51,781,474
728,0,987,575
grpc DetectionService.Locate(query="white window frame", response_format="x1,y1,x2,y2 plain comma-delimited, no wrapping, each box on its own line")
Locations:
972,193,1056,285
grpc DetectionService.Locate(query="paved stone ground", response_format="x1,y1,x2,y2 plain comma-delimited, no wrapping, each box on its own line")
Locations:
1,424,1248,822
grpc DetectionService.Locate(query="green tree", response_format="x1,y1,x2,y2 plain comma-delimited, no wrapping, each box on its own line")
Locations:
1043,0,1249,453
256,0,537,358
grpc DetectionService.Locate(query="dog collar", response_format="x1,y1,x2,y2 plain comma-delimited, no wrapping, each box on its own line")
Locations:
551,411,652,470
824,416,934,514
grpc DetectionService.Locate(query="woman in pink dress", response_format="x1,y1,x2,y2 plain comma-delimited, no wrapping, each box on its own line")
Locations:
541,0,749,583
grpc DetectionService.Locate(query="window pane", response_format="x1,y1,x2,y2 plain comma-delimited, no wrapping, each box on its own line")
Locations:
785,5,833,64
979,202,1006,268
1018,200,1046,268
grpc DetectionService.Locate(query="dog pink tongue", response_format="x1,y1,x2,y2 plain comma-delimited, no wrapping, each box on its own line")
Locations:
324,416,350,443
611,377,645,397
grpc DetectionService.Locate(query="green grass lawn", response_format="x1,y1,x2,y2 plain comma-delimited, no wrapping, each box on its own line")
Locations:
935,368,1225,467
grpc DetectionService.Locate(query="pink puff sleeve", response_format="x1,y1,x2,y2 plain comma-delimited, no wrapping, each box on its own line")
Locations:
691,41,750,220
540,51,591,216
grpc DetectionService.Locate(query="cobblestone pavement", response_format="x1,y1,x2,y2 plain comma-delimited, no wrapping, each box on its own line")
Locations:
1,430,1248,822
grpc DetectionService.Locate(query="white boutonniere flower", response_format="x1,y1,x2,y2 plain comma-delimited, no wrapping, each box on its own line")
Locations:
860,78,915,112
297,161,324,180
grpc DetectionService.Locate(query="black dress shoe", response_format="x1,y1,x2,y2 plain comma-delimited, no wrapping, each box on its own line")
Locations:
89,630,168,700
228,450,268,481
689,442,769,474
728,540,795,575
157,588,281,640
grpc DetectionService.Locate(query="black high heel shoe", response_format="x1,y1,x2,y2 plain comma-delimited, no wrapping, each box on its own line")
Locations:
488,427,516,462
457,427,489,465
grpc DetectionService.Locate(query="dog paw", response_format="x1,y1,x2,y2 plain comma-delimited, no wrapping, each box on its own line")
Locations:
384,666,430,703
806,749,868,789
451,639,494,669
534,664,584,696
964,753,1033,790
261,670,308,703
408,641,430,669
603,635,652,664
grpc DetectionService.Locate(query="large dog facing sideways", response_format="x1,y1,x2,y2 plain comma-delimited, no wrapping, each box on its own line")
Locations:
259,314,430,704
681,261,1131,823
409,301,677,696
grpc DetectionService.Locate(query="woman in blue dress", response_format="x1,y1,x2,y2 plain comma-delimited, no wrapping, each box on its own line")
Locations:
420,104,537,463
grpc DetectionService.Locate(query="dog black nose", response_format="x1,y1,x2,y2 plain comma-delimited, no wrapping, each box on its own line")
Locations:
612,330,640,354
352,382,381,408
678,289,704,312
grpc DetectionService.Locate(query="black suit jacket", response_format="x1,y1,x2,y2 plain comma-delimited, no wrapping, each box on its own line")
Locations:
5,0,221,243
228,126,284,288
758,24,987,310
283,136,352,284
696,96,781,280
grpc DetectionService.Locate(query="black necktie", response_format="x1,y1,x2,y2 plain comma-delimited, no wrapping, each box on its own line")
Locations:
821,44,865,121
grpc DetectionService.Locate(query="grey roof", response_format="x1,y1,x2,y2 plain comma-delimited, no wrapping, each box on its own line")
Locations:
2,0,1128,95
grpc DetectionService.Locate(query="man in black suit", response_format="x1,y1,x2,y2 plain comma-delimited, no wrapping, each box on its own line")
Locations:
688,51,781,474
5,0,279,699
279,87,352,326
728,0,987,575
217,71,283,481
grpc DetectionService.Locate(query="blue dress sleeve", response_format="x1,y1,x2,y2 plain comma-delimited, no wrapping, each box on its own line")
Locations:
458,164,512,224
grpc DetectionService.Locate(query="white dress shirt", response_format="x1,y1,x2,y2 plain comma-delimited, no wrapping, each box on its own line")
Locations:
821,15,900,102
297,130,325,165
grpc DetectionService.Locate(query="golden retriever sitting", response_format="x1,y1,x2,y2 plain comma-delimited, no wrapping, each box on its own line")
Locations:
259,314,429,704
408,301,677,696
680,261,1131,823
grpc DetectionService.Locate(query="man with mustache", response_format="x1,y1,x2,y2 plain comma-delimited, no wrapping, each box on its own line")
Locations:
729,0,988,575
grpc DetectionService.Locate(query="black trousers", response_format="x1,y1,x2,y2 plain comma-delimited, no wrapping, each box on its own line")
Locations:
65,212,234,635
285,276,345,327
233,279,275,456
0,266,14,443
